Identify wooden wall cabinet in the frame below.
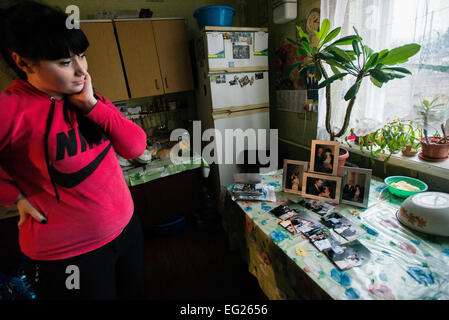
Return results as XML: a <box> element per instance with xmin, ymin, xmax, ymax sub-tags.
<box><xmin>82</xmin><ymin>18</ymin><xmax>194</xmax><ymax>101</ymax></box>
<box><xmin>115</xmin><ymin>18</ymin><xmax>194</xmax><ymax>99</ymax></box>
<box><xmin>151</xmin><ymin>19</ymin><xmax>194</xmax><ymax>94</ymax></box>
<box><xmin>80</xmin><ymin>21</ymin><xmax>129</xmax><ymax>102</ymax></box>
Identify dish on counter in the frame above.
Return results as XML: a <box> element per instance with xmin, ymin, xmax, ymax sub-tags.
<box><xmin>384</xmin><ymin>176</ymin><xmax>428</xmax><ymax>198</ymax></box>
<box><xmin>397</xmin><ymin>192</ymin><xmax>449</xmax><ymax>236</ymax></box>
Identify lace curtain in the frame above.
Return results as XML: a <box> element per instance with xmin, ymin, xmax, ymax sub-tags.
<box><xmin>317</xmin><ymin>0</ymin><xmax>449</xmax><ymax>140</ymax></box>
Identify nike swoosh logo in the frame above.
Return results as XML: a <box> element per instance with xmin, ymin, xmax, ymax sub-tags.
<box><xmin>50</xmin><ymin>142</ymin><xmax>112</xmax><ymax>188</ymax></box>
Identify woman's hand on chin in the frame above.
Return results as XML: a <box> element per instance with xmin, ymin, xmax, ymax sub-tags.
<box><xmin>67</xmin><ymin>73</ymin><xmax>98</xmax><ymax>114</ymax></box>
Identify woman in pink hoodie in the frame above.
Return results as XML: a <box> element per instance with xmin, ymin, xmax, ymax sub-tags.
<box><xmin>0</xmin><ymin>2</ymin><xmax>147</xmax><ymax>299</ymax></box>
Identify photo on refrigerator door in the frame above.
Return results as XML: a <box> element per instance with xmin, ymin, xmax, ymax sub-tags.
<box><xmin>255</xmin><ymin>72</ymin><xmax>264</xmax><ymax>80</ymax></box>
<box><xmin>239</xmin><ymin>75</ymin><xmax>250</xmax><ymax>87</ymax></box>
<box><xmin>233</xmin><ymin>44</ymin><xmax>250</xmax><ymax>59</ymax></box>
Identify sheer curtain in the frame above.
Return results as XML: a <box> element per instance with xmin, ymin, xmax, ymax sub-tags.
<box><xmin>317</xmin><ymin>0</ymin><xmax>449</xmax><ymax>140</ymax></box>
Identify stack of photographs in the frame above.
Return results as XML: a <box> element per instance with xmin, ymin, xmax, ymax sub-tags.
<box><xmin>231</xmin><ymin>184</ymin><xmax>276</xmax><ymax>202</ymax></box>
<box><xmin>321</xmin><ymin>212</ymin><xmax>366</xmax><ymax>241</ymax></box>
<box><xmin>232</xmin><ymin>183</ymin><xmax>264</xmax><ymax>197</ymax></box>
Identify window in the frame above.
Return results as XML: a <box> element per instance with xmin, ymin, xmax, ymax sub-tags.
<box><xmin>317</xmin><ymin>0</ymin><xmax>449</xmax><ymax>140</ymax></box>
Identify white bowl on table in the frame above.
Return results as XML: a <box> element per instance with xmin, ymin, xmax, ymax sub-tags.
<box><xmin>397</xmin><ymin>192</ymin><xmax>449</xmax><ymax>236</ymax></box>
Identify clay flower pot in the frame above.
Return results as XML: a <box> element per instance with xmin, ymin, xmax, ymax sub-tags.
<box><xmin>419</xmin><ymin>137</ymin><xmax>449</xmax><ymax>162</ymax></box>
<box><xmin>337</xmin><ymin>147</ymin><xmax>349</xmax><ymax>175</ymax></box>
<box><xmin>401</xmin><ymin>144</ymin><xmax>419</xmax><ymax>157</ymax></box>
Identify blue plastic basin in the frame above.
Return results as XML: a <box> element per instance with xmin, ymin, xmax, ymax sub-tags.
<box><xmin>193</xmin><ymin>5</ymin><xmax>236</xmax><ymax>30</ymax></box>
<box><xmin>150</xmin><ymin>215</ymin><xmax>186</xmax><ymax>236</ymax></box>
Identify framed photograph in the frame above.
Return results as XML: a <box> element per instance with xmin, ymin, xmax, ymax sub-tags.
<box><xmin>282</xmin><ymin>160</ymin><xmax>309</xmax><ymax>195</ymax></box>
<box><xmin>340</xmin><ymin>166</ymin><xmax>372</xmax><ymax>208</ymax></box>
<box><xmin>309</xmin><ymin>140</ymin><xmax>340</xmax><ymax>176</ymax></box>
<box><xmin>302</xmin><ymin>172</ymin><xmax>342</xmax><ymax>204</ymax></box>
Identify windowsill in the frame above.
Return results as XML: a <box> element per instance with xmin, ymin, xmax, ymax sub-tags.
<box><xmin>344</xmin><ymin>143</ymin><xmax>449</xmax><ymax>177</ymax></box>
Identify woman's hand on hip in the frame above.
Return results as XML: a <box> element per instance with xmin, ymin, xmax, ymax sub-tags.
<box><xmin>16</xmin><ymin>194</ymin><xmax>47</xmax><ymax>228</ymax></box>
<box><xmin>67</xmin><ymin>72</ymin><xmax>98</xmax><ymax>114</ymax></box>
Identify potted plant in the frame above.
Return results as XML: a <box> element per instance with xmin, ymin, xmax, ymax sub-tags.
<box><xmin>414</xmin><ymin>96</ymin><xmax>449</xmax><ymax>161</ymax></box>
<box><xmin>346</xmin><ymin>119</ymin><xmax>421</xmax><ymax>162</ymax></box>
<box><xmin>284</xmin><ymin>19</ymin><xmax>421</xmax><ymax>167</ymax></box>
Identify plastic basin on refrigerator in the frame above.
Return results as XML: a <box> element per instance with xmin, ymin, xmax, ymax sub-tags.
<box><xmin>194</xmin><ymin>5</ymin><xmax>236</xmax><ymax>30</ymax></box>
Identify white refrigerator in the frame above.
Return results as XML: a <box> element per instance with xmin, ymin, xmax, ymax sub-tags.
<box><xmin>195</xmin><ymin>27</ymin><xmax>271</xmax><ymax>194</ymax></box>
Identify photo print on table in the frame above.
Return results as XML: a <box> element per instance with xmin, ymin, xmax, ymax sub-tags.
<box><xmin>340</xmin><ymin>166</ymin><xmax>372</xmax><ymax>208</ymax></box>
<box><xmin>279</xmin><ymin>213</ymin><xmax>318</xmax><ymax>235</ymax></box>
<box><xmin>298</xmin><ymin>199</ymin><xmax>336</xmax><ymax>216</ymax></box>
<box><xmin>321</xmin><ymin>212</ymin><xmax>366</xmax><ymax>241</ymax></box>
<box><xmin>323</xmin><ymin>239</ymin><xmax>372</xmax><ymax>271</ymax></box>
<box><xmin>283</xmin><ymin>160</ymin><xmax>309</xmax><ymax>196</ymax></box>
<box><xmin>302</xmin><ymin>172</ymin><xmax>342</xmax><ymax>204</ymax></box>
<box><xmin>309</xmin><ymin>140</ymin><xmax>340</xmax><ymax>176</ymax></box>
<box><xmin>304</xmin><ymin>226</ymin><xmax>341</xmax><ymax>252</ymax></box>
<box><xmin>270</xmin><ymin>204</ymin><xmax>298</xmax><ymax>221</ymax></box>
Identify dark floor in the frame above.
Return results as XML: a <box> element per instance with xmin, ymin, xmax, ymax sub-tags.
<box><xmin>0</xmin><ymin>210</ymin><xmax>267</xmax><ymax>300</ymax></box>
<box><xmin>142</xmin><ymin>212</ymin><xmax>267</xmax><ymax>300</ymax></box>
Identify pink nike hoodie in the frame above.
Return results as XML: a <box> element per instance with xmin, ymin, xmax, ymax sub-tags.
<box><xmin>0</xmin><ymin>79</ymin><xmax>147</xmax><ymax>260</ymax></box>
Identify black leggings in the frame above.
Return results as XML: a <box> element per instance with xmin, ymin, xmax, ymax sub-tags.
<box><xmin>23</xmin><ymin>213</ymin><xmax>144</xmax><ymax>300</ymax></box>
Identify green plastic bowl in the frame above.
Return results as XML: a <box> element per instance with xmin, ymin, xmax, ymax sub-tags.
<box><xmin>384</xmin><ymin>176</ymin><xmax>428</xmax><ymax>198</ymax></box>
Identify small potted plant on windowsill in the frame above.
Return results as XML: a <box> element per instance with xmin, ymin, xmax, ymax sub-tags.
<box><xmin>346</xmin><ymin>119</ymin><xmax>421</xmax><ymax>162</ymax></box>
<box><xmin>414</xmin><ymin>96</ymin><xmax>449</xmax><ymax>162</ymax></box>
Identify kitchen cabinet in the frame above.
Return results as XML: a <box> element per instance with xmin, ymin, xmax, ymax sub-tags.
<box><xmin>80</xmin><ymin>21</ymin><xmax>129</xmax><ymax>102</ymax></box>
<box><xmin>151</xmin><ymin>19</ymin><xmax>194</xmax><ymax>94</ymax></box>
<box><xmin>115</xmin><ymin>18</ymin><xmax>194</xmax><ymax>98</ymax></box>
<box><xmin>114</xmin><ymin>20</ymin><xmax>164</xmax><ymax>98</ymax></box>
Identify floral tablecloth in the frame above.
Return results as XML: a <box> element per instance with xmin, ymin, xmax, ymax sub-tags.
<box><xmin>123</xmin><ymin>154</ymin><xmax>208</xmax><ymax>187</ymax></box>
<box><xmin>222</xmin><ymin>169</ymin><xmax>449</xmax><ymax>300</ymax></box>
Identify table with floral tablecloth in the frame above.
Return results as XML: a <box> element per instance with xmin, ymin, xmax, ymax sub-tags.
<box><xmin>222</xmin><ymin>169</ymin><xmax>449</xmax><ymax>300</ymax></box>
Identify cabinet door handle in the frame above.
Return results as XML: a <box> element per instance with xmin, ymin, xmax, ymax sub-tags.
<box><xmin>165</xmin><ymin>77</ymin><xmax>169</xmax><ymax>88</ymax></box>
<box><xmin>155</xmin><ymin>79</ymin><xmax>160</xmax><ymax>90</ymax></box>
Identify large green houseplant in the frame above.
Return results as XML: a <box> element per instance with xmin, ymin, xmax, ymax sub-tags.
<box><xmin>284</xmin><ymin>19</ymin><xmax>421</xmax><ymax>141</ymax></box>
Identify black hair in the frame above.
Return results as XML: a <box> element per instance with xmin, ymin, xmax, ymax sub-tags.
<box><xmin>0</xmin><ymin>1</ymin><xmax>89</xmax><ymax>80</ymax></box>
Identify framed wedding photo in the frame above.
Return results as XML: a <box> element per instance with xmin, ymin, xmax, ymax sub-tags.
<box><xmin>302</xmin><ymin>172</ymin><xmax>342</xmax><ymax>204</ymax></box>
<box><xmin>283</xmin><ymin>160</ymin><xmax>309</xmax><ymax>195</ymax></box>
<box><xmin>310</xmin><ymin>140</ymin><xmax>340</xmax><ymax>176</ymax></box>
<box><xmin>340</xmin><ymin>166</ymin><xmax>372</xmax><ymax>208</ymax></box>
